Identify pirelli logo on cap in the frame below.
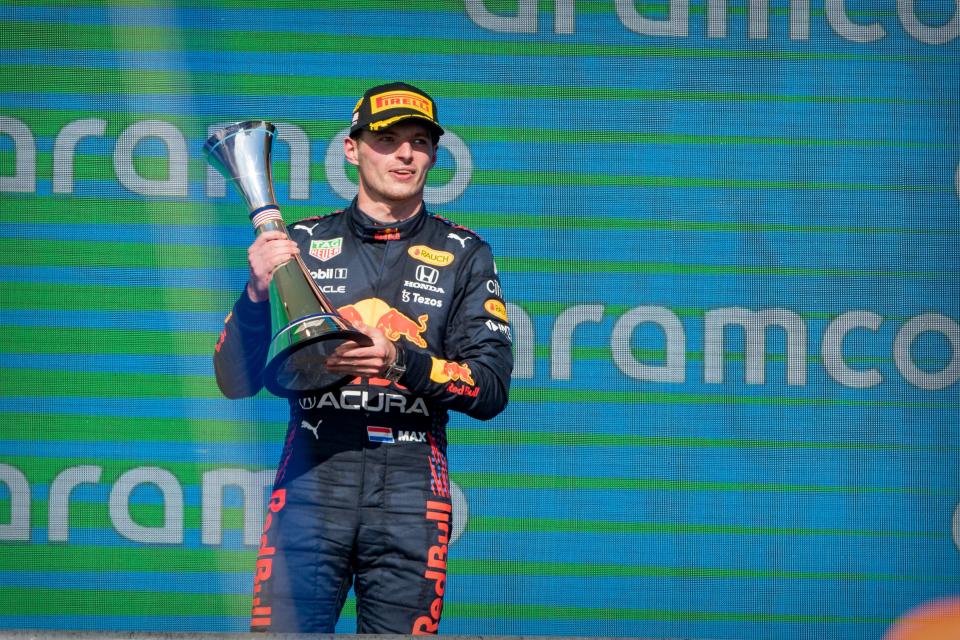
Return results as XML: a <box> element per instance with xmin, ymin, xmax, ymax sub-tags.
<box><xmin>371</xmin><ymin>90</ymin><xmax>434</xmax><ymax>118</ymax></box>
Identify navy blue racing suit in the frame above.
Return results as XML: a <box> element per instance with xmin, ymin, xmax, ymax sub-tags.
<box><xmin>213</xmin><ymin>199</ymin><xmax>513</xmax><ymax>634</ymax></box>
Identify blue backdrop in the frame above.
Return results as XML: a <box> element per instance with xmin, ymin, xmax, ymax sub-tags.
<box><xmin>0</xmin><ymin>1</ymin><xmax>958</xmax><ymax>637</ymax></box>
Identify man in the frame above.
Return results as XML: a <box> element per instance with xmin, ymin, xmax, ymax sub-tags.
<box><xmin>213</xmin><ymin>82</ymin><xmax>513</xmax><ymax>634</ymax></box>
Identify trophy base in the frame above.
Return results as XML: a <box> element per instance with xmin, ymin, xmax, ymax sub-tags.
<box><xmin>263</xmin><ymin>313</ymin><xmax>373</xmax><ymax>397</ymax></box>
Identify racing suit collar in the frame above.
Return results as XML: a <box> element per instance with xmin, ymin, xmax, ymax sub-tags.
<box><xmin>347</xmin><ymin>198</ymin><xmax>427</xmax><ymax>242</ymax></box>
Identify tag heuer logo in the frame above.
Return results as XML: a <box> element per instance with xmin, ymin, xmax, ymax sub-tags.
<box><xmin>310</xmin><ymin>238</ymin><xmax>343</xmax><ymax>262</ymax></box>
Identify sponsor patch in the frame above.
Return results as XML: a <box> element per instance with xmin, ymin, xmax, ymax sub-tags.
<box><xmin>403</xmin><ymin>289</ymin><xmax>443</xmax><ymax>308</ymax></box>
<box><xmin>367</xmin><ymin>425</ymin><xmax>395</xmax><ymax>444</ymax></box>
<box><xmin>429</xmin><ymin>358</ymin><xmax>475</xmax><ymax>386</ymax></box>
<box><xmin>484</xmin><ymin>299</ymin><xmax>509</xmax><ymax>322</ymax></box>
<box><xmin>416</xmin><ymin>264</ymin><xmax>440</xmax><ymax>285</ymax></box>
<box><xmin>485</xmin><ymin>319</ymin><xmax>513</xmax><ymax>341</ymax></box>
<box><xmin>409</xmin><ymin>245</ymin><xmax>454</xmax><ymax>267</ymax></box>
<box><xmin>371</xmin><ymin>90</ymin><xmax>434</xmax><ymax>118</ymax></box>
<box><xmin>311</xmin><ymin>267</ymin><xmax>348</xmax><ymax>280</ymax></box>
<box><xmin>374</xmin><ymin>227</ymin><xmax>401</xmax><ymax>241</ymax></box>
<box><xmin>299</xmin><ymin>390</ymin><xmax>429</xmax><ymax>416</ymax></box>
<box><xmin>339</xmin><ymin>298</ymin><xmax>429</xmax><ymax>348</ymax></box>
<box><xmin>310</xmin><ymin>237</ymin><xmax>343</xmax><ymax>262</ymax></box>
<box><xmin>251</xmin><ymin>488</ymin><xmax>287</xmax><ymax>629</ymax></box>
<box><xmin>406</xmin><ymin>265</ymin><xmax>445</xmax><ymax>295</ymax></box>
<box><xmin>411</xmin><ymin>498</ymin><xmax>451</xmax><ymax>635</ymax></box>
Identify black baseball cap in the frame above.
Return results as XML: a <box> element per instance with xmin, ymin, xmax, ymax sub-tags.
<box><xmin>350</xmin><ymin>82</ymin><xmax>444</xmax><ymax>142</ymax></box>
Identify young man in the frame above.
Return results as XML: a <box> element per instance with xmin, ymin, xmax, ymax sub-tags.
<box><xmin>213</xmin><ymin>82</ymin><xmax>513</xmax><ymax>634</ymax></box>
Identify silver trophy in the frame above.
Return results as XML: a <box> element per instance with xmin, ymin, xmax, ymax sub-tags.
<box><xmin>205</xmin><ymin>120</ymin><xmax>370</xmax><ymax>397</ymax></box>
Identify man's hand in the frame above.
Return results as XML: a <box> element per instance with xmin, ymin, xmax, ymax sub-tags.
<box><xmin>326</xmin><ymin>322</ymin><xmax>397</xmax><ymax>378</ymax></box>
<box><xmin>246</xmin><ymin>230</ymin><xmax>300</xmax><ymax>302</ymax></box>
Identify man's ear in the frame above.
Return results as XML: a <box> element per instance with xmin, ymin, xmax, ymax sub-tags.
<box><xmin>344</xmin><ymin>134</ymin><xmax>360</xmax><ymax>166</ymax></box>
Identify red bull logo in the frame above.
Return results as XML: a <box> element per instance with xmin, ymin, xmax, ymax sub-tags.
<box><xmin>338</xmin><ymin>304</ymin><xmax>364</xmax><ymax>327</ymax></box>
<box><xmin>430</xmin><ymin>357</ymin><xmax>475</xmax><ymax>386</ymax></box>
<box><xmin>251</xmin><ymin>488</ymin><xmax>287</xmax><ymax>629</ymax></box>
<box><xmin>339</xmin><ymin>298</ymin><xmax>429</xmax><ymax>349</ymax></box>
<box><xmin>378</xmin><ymin>308</ymin><xmax>429</xmax><ymax>348</ymax></box>
<box><xmin>411</xmin><ymin>499</ymin><xmax>451</xmax><ymax>635</ymax></box>
<box><xmin>374</xmin><ymin>227</ymin><xmax>401</xmax><ymax>241</ymax></box>
<box><xmin>429</xmin><ymin>357</ymin><xmax>479</xmax><ymax>398</ymax></box>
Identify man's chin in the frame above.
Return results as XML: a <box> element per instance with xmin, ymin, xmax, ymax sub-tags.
<box><xmin>383</xmin><ymin>187</ymin><xmax>425</xmax><ymax>203</ymax></box>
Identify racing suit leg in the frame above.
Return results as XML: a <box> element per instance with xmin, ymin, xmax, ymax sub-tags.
<box><xmin>250</xmin><ymin>413</ymin><xmax>451</xmax><ymax>634</ymax></box>
<box><xmin>353</xmin><ymin>430</ymin><xmax>452</xmax><ymax>634</ymax></box>
<box><xmin>250</xmin><ymin>422</ymin><xmax>361</xmax><ymax>633</ymax></box>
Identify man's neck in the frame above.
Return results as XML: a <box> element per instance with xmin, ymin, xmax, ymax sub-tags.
<box><xmin>356</xmin><ymin>194</ymin><xmax>423</xmax><ymax>224</ymax></box>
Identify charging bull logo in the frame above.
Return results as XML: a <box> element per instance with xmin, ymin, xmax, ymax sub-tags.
<box><xmin>339</xmin><ymin>298</ymin><xmax>429</xmax><ymax>349</ymax></box>
<box><xmin>429</xmin><ymin>357</ymin><xmax>479</xmax><ymax>397</ymax></box>
<box><xmin>430</xmin><ymin>358</ymin><xmax>475</xmax><ymax>386</ymax></box>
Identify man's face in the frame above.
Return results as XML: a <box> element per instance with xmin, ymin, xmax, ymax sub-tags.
<box><xmin>345</xmin><ymin>121</ymin><xmax>437</xmax><ymax>209</ymax></box>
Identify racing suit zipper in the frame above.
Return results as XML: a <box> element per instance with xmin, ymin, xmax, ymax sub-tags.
<box><xmin>372</xmin><ymin>237</ymin><xmax>398</xmax><ymax>507</ymax></box>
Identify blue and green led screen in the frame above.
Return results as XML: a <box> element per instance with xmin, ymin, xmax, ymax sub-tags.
<box><xmin>1</xmin><ymin>1</ymin><xmax>959</xmax><ymax>637</ymax></box>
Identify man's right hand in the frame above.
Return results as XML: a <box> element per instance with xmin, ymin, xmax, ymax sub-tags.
<box><xmin>246</xmin><ymin>230</ymin><xmax>299</xmax><ymax>302</ymax></box>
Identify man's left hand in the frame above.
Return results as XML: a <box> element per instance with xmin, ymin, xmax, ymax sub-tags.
<box><xmin>325</xmin><ymin>322</ymin><xmax>397</xmax><ymax>378</ymax></box>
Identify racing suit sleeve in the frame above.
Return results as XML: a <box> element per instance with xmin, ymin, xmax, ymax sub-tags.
<box><xmin>213</xmin><ymin>288</ymin><xmax>272</xmax><ymax>399</ymax></box>
<box><xmin>400</xmin><ymin>241</ymin><xmax>513</xmax><ymax>421</ymax></box>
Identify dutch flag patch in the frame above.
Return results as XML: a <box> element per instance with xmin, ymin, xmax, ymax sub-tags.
<box><xmin>367</xmin><ymin>426</ymin><xmax>395</xmax><ymax>444</ymax></box>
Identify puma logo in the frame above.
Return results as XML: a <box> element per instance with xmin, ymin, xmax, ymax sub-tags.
<box><xmin>300</xmin><ymin>419</ymin><xmax>322</xmax><ymax>439</ymax></box>
<box><xmin>294</xmin><ymin>223</ymin><xmax>320</xmax><ymax>236</ymax></box>
<box><xmin>448</xmin><ymin>232</ymin><xmax>470</xmax><ymax>248</ymax></box>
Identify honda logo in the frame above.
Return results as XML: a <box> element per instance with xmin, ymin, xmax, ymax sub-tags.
<box><xmin>416</xmin><ymin>264</ymin><xmax>439</xmax><ymax>285</ymax></box>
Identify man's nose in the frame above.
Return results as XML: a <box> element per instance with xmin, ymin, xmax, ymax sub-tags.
<box><xmin>395</xmin><ymin>140</ymin><xmax>414</xmax><ymax>159</ymax></box>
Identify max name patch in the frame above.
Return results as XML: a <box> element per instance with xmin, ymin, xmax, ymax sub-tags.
<box><xmin>366</xmin><ymin>426</ymin><xmax>427</xmax><ymax>444</ymax></box>
<box><xmin>371</xmin><ymin>90</ymin><xmax>434</xmax><ymax>118</ymax></box>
